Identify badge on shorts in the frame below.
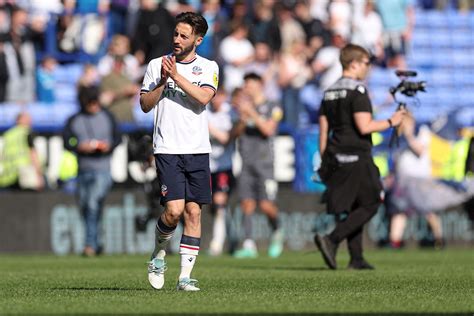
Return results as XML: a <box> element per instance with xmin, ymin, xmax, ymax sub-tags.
<box><xmin>161</xmin><ymin>184</ymin><xmax>168</xmax><ymax>197</ymax></box>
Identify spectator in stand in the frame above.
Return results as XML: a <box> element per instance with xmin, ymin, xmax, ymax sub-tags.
<box><xmin>36</xmin><ymin>55</ymin><xmax>57</xmax><ymax>104</ymax></box>
<box><xmin>100</xmin><ymin>55</ymin><xmax>140</xmax><ymax>123</ymax></box>
<box><xmin>0</xmin><ymin>111</ymin><xmax>44</xmax><ymax>191</ymax></box>
<box><xmin>218</xmin><ymin>0</ymin><xmax>250</xmax><ymax>40</ymax></box>
<box><xmin>351</xmin><ymin>0</ymin><xmax>384</xmax><ymax>65</ymax></box>
<box><xmin>218</xmin><ymin>21</ymin><xmax>254</xmax><ymax>93</ymax></box>
<box><xmin>197</xmin><ymin>0</ymin><xmax>226</xmax><ymax>60</ymax></box>
<box><xmin>248</xmin><ymin>0</ymin><xmax>281</xmax><ymax>53</ymax></box>
<box><xmin>63</xmin><ymin>86</ymin><xmax>121</xmax><ymax>257</ymax></box>
<box><xmin>244</xmin><ymin>41</ymin><xmax>281</xmax><ymax>104</ymax></box>
<box><xmin>276</xmin><ymin>1</ymin><xmax>306</xmax><ymax>54</ymax></box>
<box><xmin>132</xmin><ymin>0</ymin><xmax>175</xmax><ymax>66</ymax></box>
<box><xmin>59</xmin><ymin>0</ymin><xmax>109</xmax><ymax>56</ymax></box>
<box><xmin>77</xmin><ymin>63</ymin><xmax>100</xmax><ymax>90</ymax></box>
<box><xmin>98</xmin><ymin>34</ymin><xmax>142</xmax><ymax>82</ymax></box>
<box><xmin>311</xmin><ymin>33</ymin><xmax>345</xmax><ymax>91</ymax></box>
<box><xmin>0</xmin><ymin>42</ymin><xmax>7</xmax><ymax>102</ymax></box>
<box><xmin>375</xmin><ymin>0</ymin><xmax>415</xmax><ymax>69</ymax></box>
<box><xmin>109</xmin><ymin>0</ymin><xmax>131</xmax><ymax>35</ymax></box>
<box><xmin>0</xmin><ymin>2</ymin><xmax>12</xmax><ymax>102</ymax></box>
<box><xmin>327</xmin><ymin>0</ymin><xmax>353</xmax><ymax>41</ymax></box>
<box><xmin>294</xmin><ymin>0</ymin><xmax>331</xmax><ymax>58</ymax></box>
<box><xmin>278</xmin><ymin>37</ymin><xmax>312</xmax><ymax>129</ymax></box>
<box><xmin>4</xmin><ymin>6</ymin><xmax>37</xmax><ymax>103</ymax></box>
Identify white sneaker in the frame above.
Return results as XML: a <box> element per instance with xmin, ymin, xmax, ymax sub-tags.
<box><xmin>148</xmin><ymin>250</ymin><xmax>167</xmax><ymax>290</ymax></box>
<box><xmin>176</xmin><ymin>278</ymin><xmax>200</xmax><ymax>291</ymax></box>
<box><xmin>208</xmin><ymin>239</ymin><xmax>223</xmax><ymax>256</ymax></box>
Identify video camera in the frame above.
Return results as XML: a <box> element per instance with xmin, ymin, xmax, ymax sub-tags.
<box><xmin>388</xmin><ymin>70</ymin><xmax>427</xmax><ymax>148</ymax></box>
<box><xmin>389</xmin><ymin>70</ymin><xmax>427</xmax><ymax>97</ymax></box>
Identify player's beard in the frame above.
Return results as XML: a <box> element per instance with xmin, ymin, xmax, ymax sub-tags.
<box><xmin>174</xmin><ymin>42</ymin><xmax>195</xmax><ymax>60</ymax></box>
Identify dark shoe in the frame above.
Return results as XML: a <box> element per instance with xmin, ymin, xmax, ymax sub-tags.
<box><xmin>314</xmin><ymin>234</ymin><xmax>337</xmax><ymax>269</ymax></box>
<box><xmin>348</xmin><ymin>260</ymin><xmax>374</xmax><ymax>270</ymax></box>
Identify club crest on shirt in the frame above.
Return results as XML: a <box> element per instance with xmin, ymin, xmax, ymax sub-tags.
<box><xmin>192</xmin><ymin>66</ymin><xmax>202</xmax><ymax>75</ymax></box>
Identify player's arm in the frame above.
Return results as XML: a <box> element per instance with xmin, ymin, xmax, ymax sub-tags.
<box><xmin>209</xmin><ymin>124</ymin><xmax>230</xmax><ymax>145</ymax></box>
<box><xmin>162</xmin><ymin>56</ymin><xmax>215</xmax><ymax>106</ymax></box>
<box><xmin>140</xmin><ymin>79</ymin><xmax>167</xmax><ymax>113</ymax></box>
<box><xmin>319</xmin><ymin>114</ymin><xmax>328</xmax><ymax>155</ymax></box>
<box><xmin>140</xmin><ymin>58</ymin><xmax>168</xmax><ymax>113</ymax></box>
<box><xmin>250</xmin><ymin>111</ymin><xmax>278</xmax><ymax>137</ymax></box>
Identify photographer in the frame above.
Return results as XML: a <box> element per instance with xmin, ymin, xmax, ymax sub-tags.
<box><xmin>314</xmin><ymin>44</ymin><xmax>406</xmax><ymax>270</ymax></box>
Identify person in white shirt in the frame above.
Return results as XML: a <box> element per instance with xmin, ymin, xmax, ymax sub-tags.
<box><xmin>140</xmin><ymin>11</ymin><xmax>219</xmax><ymax>292</ymax></box>
<box><xmin>218</xmin><ymin>22</ymin><xmax>254</xmax><ymax>93</ymax></box>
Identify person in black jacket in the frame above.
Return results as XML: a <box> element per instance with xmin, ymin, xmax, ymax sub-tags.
<box><xmin>63</xmin><ymin>86</ymin><xmax>121</xmax><ymax>257</ymax></box>
<box><xmin>314</xmin><ymin>44</ymin><xmax>405</xmax><ymax>270</ymax></box>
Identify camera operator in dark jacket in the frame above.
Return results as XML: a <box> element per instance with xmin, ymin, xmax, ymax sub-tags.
<box><xmin>314</xmin><ymin>44</ymin><xmax>406</xmax><ymax>270</ymax></box>
<box><xmin>63</xmin><ymin>86</ymin><xmax>121</xmax><ymax>256</ymax></box>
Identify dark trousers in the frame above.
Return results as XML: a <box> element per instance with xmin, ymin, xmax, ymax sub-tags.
<box><xmin>329</xmin><ymin>201</ymin><xmax>380</xmax><ymax>261</ymax></box>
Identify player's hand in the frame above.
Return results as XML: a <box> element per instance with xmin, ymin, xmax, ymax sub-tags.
<box><xmin>162</xmin><ymin>55</ymin><xmax>177</xmax><ymax>79</ymax></box>
<box><xmin>160</xmin><ymin>57</ymin><xmax>169</xmax><ymax>84</ymax></box>
<box><xmin>390</xmin><ymin>108</ymin><xmax>407</xmax><ymax>127</ymax></box>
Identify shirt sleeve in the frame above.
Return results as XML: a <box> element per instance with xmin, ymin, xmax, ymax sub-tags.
<box><xmin>351</xmin><ymin>85</ymin><xmax>372</xmax><ymax>113</ymax></box>
<box><xmin>319</xmin><ymin>100</ymin><xmax>327</xmax><ymax>117</ymax></box>
<box><xmin>200</xmin><ymin>61</ymin><xmax>219</xmax><ymax>93</ymax></box>
<box><xmin>141</xmin><ymin>58</ymin><xmax>161</xmax><ymax>93</ymax></box>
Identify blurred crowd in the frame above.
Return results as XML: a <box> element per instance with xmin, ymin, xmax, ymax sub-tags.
<box><xmin>0</xmin><ymin>0</ymin><xmax>423</xmax><ymax>128</ymax></box>
<box><xmin>0</xmin><ymin>0</ymin><xmax>473</xmax><ymax>121</ymax></box>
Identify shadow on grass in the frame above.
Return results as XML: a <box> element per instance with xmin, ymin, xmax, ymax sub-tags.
<box><xmin>50</xmin><ymin>287</ymin><xmax>149</xmax><ymax>291</ymax></box>
<box><xmin>236</xmin><ymin>266</ymin><xmax>328</xmax><ymax>272</ymax></box>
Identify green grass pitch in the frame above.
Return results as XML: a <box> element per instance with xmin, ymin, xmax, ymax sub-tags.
<box><xmin>1</xmin><ymin>249</ymin><xmax>473</xmax><ymax>315</ymax></box>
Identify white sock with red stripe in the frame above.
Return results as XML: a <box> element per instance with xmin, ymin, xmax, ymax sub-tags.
<box><xmin>179</xmin><ymin>235</ymin><xmax>200</xmax><ymax>280</ymax></box>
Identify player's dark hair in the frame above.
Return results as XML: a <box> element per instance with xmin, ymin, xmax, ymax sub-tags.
<box><xmin>243</xmin><ymin>72</ymin><xmax>262</xmax><ymax>82</ymax></box>
<box><xmin>175</xmin><ymin>12</ymin><xmax>208</xmax><ymax>37</ymax></box>
<box><xmin>339</xmin><ymin>44</ymin><xmax>370</xmax><ymax>70</ymax></box>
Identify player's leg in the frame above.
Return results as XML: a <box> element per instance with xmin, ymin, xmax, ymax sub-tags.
<box><xmin>148</xmin><ymin>154</ymin><xmax>186</xmax><ymax>290</ymax></box>
<box><xmin>234</xmin><ymin>166</ymin><xmax>259</xmax><ymax>258</ymax></box>
<box><xmin>257</xmin><ymin>171</ymin><xmax>283</xmax><ymax>258</ymax></box>
<box><xmin>259</xmin><ymin>199</ymin><xmax>283</xmax><ymax>258</ymax></box>
<box><xmin>233</xmin><ymin>198</ymin><xmax>258</xmax><ymax>258</ymax></box>
<box><xmin>177</xmin><ymin>201</ymin><xmax>202</xmax><ymax>291</ymax></box>
<box><xmin>209</xmin><ymin>171</ymin><xmax>232</xmax><ymax>256</ymax></box>
<box><xmin>175</xmin><ymin>154</ymin><xmax>211</xmax><ymax>291</ymax></box>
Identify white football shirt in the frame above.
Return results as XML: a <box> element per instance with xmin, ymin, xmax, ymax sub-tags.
<box><xmin>141</xmin><ymin>54</ymin><xmax>219</xmax><ymax>154</ymax></box>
